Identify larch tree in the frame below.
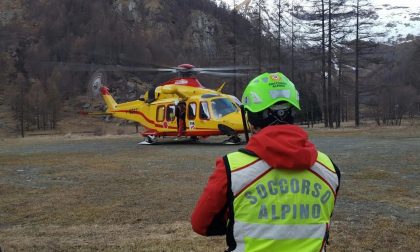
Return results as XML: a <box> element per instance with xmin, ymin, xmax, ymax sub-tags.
<box><xmin>353</xmin><ymin>0</ymin><xmax>377</xmax><ymax>126</ymax></box>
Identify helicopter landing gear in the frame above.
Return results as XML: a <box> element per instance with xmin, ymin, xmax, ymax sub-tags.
<box><xmin>138</xmin><ymin>135</ymin><xmax>156</xmax><ymax>145</ymax></box>
<box><xmin>223</xmin><ymin>135</ymin><xmax>241</xmax><ymax>145</ymax></box>
<box><xmin>218</xmin><ymin>124</ymin><xmax>241</xmax><ymax>145</ymax></box>
<box><xmin>189</xmin><ymin>136</ymin><xmax>199</xmax><ymax>142</ymax></box>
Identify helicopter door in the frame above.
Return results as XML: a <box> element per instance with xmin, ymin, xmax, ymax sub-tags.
<box><xmin>194</xmin><ymin>101</ymin><xmax>211</xmax><ymax>133</ymax></box>
<box><xmin>165</xmin><ymin>104</ymin><xmax>177</xmax><ymax>130</ymax></box>
<box><xmin>166</xmin><ymin>104</ymin><xmax>176</xmax><ymax>121</ymax></box>
<box><xmin>199</xmin><ymin>101</ymin><xmax>210</xmax><ymax>120</ymax></box>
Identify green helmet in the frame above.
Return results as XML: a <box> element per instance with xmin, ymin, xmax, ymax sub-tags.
<box><xmin>242</xmin><ymin>72</ymin><xmax>300</xmax><ymax>112</ymax></box>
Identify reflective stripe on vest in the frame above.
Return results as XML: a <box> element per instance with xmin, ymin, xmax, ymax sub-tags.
<box><xmin>310</xmin><ymin>162</ymin><xmax>339</xmax><ymax>194</ymax></box>
<box><xmin>233</xmin><ymin>221</ymin><xmax>327</xmax><ymax>252</ymax></box>
<box><xmin>231</xmin><ymin>160</ymin><xmax>271</xmax><ymax>196</ymax></box>
<box><xmin>234</xmin><ymin>221</ymin><xmax>327</xmax><ymax>240</ymax></box>
<box><xmin>231</xmin><ymin>159</ymin><xmax>339</xmax><ymax>198</ymax></box>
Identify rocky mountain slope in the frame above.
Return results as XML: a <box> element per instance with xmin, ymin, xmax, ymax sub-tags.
<box><xmin>0</xmin><ymin>0</ymin><xmax>419</xmax><ymax>137</ymax></box>
<box><xmin>0</xmin><ymin>0</ymin><xmax>255</xmax><ymax>137</ymax></box>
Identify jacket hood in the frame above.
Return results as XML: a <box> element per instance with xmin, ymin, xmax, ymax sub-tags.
<box><xmin>245</xmin><ymin>125</ymin><xmax>317</xmax><ymax>169</ymax></box>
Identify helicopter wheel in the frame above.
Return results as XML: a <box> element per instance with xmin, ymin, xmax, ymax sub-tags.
<box><xmin>223</xmin><ymin>135</ymin><xmax>241</xmax><ymax>145</ymax></box>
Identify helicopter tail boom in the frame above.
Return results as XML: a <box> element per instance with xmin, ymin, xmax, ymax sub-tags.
<box><xmin>100</xmin><ymin>87</ymin><xmax>117</xmax><ymax>110</ymax></box>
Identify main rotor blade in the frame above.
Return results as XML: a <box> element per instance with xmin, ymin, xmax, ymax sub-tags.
<box><xmin>199</xmin><ymin>71</ymin><xmax>249</xmax><ymax>77</ymax></box>
<box><xmin>32</xmin><ymin>61</ymin><xmax>176</xmax><ymax>72</ymax></box>
<box><xmin>31</xmin><ymin>61</ymin><xmax>256</xmax><ymax>75</ymax></box>
<box><xmin>123</xmin><ymin>66</ymin><xmax>176</xmax><ymax>72</ymax></box>
<box><xmin>195</xmin><ymin>66</ymin><xmax>256</xmax><ymax>71</ymax></box>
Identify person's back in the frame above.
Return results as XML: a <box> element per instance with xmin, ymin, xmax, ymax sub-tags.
<box><xmin>191</xmin><ymin>72</ymin><xmax>340</xmax><ymax>252</ymax></box>
<box><xmin>226</xmin><ymin>124</ymin><xmax>339</xmax><ymax>251</ymax></box>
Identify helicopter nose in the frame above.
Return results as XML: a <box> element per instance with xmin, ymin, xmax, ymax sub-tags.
<box><xmin>221</xmin><ymin>114</ymin><xmax>245</xmax><ymax>131</ymax></box>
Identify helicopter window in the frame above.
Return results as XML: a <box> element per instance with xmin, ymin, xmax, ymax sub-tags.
<box><xmin>211</xmin><ymin>98</ymin><xmax>238</xmax><ymax>119</ymax></box>
<box><xmin>229</xmin><ymin>95</ymin><xmax>242</xmax><ymax>106</ymax></box>
<box><xmin>188</xmin><ymin>102</ymin><xmax>197</xmax><ymax>120</ymax></box>
<box><xmin>166</xmin><ymin>105</ymin><xmax>176</xmax><ymax>121</ymax></box>
<box><xmin>199</xmin><ymin>102</ymin><xmax>210</xmax><ymax>120</ymax></box>
<box><xmin>157</xmin><ymin>106</ymin><xmax>165</xmax><ymax>122</ymax></box>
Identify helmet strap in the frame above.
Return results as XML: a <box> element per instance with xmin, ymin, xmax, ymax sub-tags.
<box><xmin>247</xmin><ymin>107</ymin><xmax>294</xmax><ymax>130</ymax></box>
<box><xmin>266</xmin><ymin>108</ymin><xmax>294</xmax><ymax>125</ymax></box>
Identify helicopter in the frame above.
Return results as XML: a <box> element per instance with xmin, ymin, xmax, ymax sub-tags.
<box><xmin>86</xmin><ymin>64</ymin><xmax>252</xmax><ymax>144</ymax></box>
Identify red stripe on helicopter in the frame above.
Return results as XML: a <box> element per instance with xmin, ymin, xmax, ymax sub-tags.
<box><xmin>110</xmin><ymin>109</ymin><xmax>240</xmax><ymax>135</ymax></box>
<box><xmin>111</xmin><ymin>109</ymin><xmax>177</xmax><ymax>129</ymax></box>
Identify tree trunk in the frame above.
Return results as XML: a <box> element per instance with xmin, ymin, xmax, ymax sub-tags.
<box><xmin>233</xmin><ymin>0</ymin><xmax>237</xmax><ymax>97</ymax></box>
<box><xmin>355</xmin><ymin>0</ymin><xmax>360</xmax><ymax>127</ymax></box>
<box><xmin>291</xmin><ymin>0</ymin><xmax>295</xmax><ymax>80</ymax></box>
<box><xmin>327</xmin><ymin>0</ymin><xmax>333</xmax><ymax>128</ymax></box>
<box><xmin>278</xmin><ymin>0</ymin><xmax>282</xmax><ymax>69</ymax></box>
<box><xmin>321</xmin><ymin>0</ymin><xmax>328</xmax><ymax>127</ymax></box>
<box><xmin>258</xmin><ymin>0</ymin><xmax>262</xmax><ymax>72</ymax></box>
<box><xmin>337</xmin><ymin>52</ymin><xmax>343</xmax><ymax>128</ymax></box>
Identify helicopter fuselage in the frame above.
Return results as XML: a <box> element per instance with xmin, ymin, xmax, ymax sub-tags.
<box><xmin>100</xmin><ymin>79</ymin><xmax>245</xmax><ymax>138</ymax></box>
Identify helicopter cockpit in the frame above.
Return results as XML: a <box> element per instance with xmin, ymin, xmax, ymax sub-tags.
<box><xmin>197</xmin><ymin>94</ymin><xmax>239</xmax><ymax>120</ymax></box>
<box><xmin>211</xmin><ymin>97</ymin><xmax>238</xmax><ymax>119</ymax></box>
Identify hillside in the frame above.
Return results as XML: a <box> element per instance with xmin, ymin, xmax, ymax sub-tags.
<box><xmin>0</xmin><ymin>0</ymin><xmax>419</xmax><ymax>137</ymax></box>
<box><xmin>0</xmin><ymin>0</ymin><xmax>255</xmax><ymax>137</ymax></box>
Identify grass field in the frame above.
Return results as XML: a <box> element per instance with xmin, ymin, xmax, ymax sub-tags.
<box><xmin>0</xmin><ymin>126</ymin><xmax>419</xmax><ymax>251</ymax></box>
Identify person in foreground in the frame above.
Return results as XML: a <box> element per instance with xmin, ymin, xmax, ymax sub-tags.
<box><xmin>191</xmin><ymin>72</ymin><xmax>341</xmax><ymax>252</ymax></box>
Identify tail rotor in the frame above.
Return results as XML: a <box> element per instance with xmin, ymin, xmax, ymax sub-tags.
<box><xmin>88</xmin><ymin>69</ymin><xmax>107</xmax><ymax>98</ymax></box>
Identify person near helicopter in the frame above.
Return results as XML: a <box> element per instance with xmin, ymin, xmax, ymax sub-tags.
<box><xmin>175</xmin><ymin>100</ymin><xmax>187</xmax><ymax>138</ymax></box>
<box><xmin>191</xmin><ymin>72</ymin><xmax>341</xmax><ymax>251</ymax></box>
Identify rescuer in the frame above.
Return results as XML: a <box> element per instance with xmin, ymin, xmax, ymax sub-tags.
<box><xmin>191</xmin><ymin>72</ymin><xmax>341</xmax><ymax>251</ymax></box>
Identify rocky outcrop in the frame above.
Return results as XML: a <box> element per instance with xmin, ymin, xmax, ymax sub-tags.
<box><xmin>113</xmin><ymin>0</ymin><xmax>140</xmax><ymax>22</ymax></box>
<box><xmin>185</xmin><ymin>10</ymin><xmax>220</xmax><ymax>60</ymax></box>
<box><xmin>0</xmin><ymin>0</ymin><xmax>23</xmax><ymax>25</ymax></box>
<box><xmin>110</xmin><ymin>0</ymin><xmax>231</xmax><ymax>64</ymax></box>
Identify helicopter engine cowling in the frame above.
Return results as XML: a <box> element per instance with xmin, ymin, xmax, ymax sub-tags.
<box><xmin>161</xmin><ymin>85</ymin><xmax>188</xmax><ymax>99</ymax></box>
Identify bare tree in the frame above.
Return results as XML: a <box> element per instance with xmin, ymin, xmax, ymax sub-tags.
<box><xmin>353</xmin><ymin>0</ymin><xmax>377</xmax><ymax>126</ymax></box>
<box><xmin>26</xmin><ymin>80</ymin><xmax>47</xmax><ymax>129</ymax></box>
<box><xmin>233</xmin><ymin>0</ymin><xmax>238</xmax><ymax>96</ymax></box>
<box><xmin>46</xmin><ymin>70</ymin><xmax>62</xmax><ymax>130</ymax></box>
<box><xmin>300</xmin><ymin>0</ymin><xmax>351</xmax><ymax>128</ymax></box>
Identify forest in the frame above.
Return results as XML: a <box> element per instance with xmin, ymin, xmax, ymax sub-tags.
<box><xmin>0</xmin><ymin>0</ymin><xmax>419</xmax><ymax>136</ymax></box>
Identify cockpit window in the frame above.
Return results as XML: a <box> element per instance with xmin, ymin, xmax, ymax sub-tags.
<box><xmin>211</xmin><ymin>98</ymin><xmax>238</xmax><ymax>119</ymax></box>
<box><xmin>229</xmin><ymin>95</ymin><xmax>242</xmax><ymax>106</ymax></box>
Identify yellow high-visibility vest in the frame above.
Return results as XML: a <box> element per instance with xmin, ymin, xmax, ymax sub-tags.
<box><xmin>225</xmin><ymin>150</ymin><xmax>339</xmax><ymax>252</ymax></box>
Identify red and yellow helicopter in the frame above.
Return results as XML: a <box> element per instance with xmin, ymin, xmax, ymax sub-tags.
<box><xmin>87</xmin><ymin>64</ymin><xmax>252</xmax><ymax>144</ymax></box>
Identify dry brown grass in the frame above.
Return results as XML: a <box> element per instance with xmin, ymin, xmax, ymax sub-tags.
<box><xmin>1</xmin><ymin>222</ymin><xmax>225</xmax><ymax>251</ymax></box>
<box><xmin>331</xmin><ymin>217</ymin><xmax>420</xmax><ymax>251</ymax></box>
<box><xmin>1</xmin><ymin>125</ymin><xmax>419</xmax><ymax>251</ymax></box>
<box><xmin>0</xmin><ymin>135</ymin><xmax>229</xmax><ymax>251</ymax></box>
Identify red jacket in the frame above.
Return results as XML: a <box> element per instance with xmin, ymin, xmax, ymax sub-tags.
<box><xmin>191</xmin><ymin>124</ymin><xmax>318</xmax><ymax>236</ymax></box>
